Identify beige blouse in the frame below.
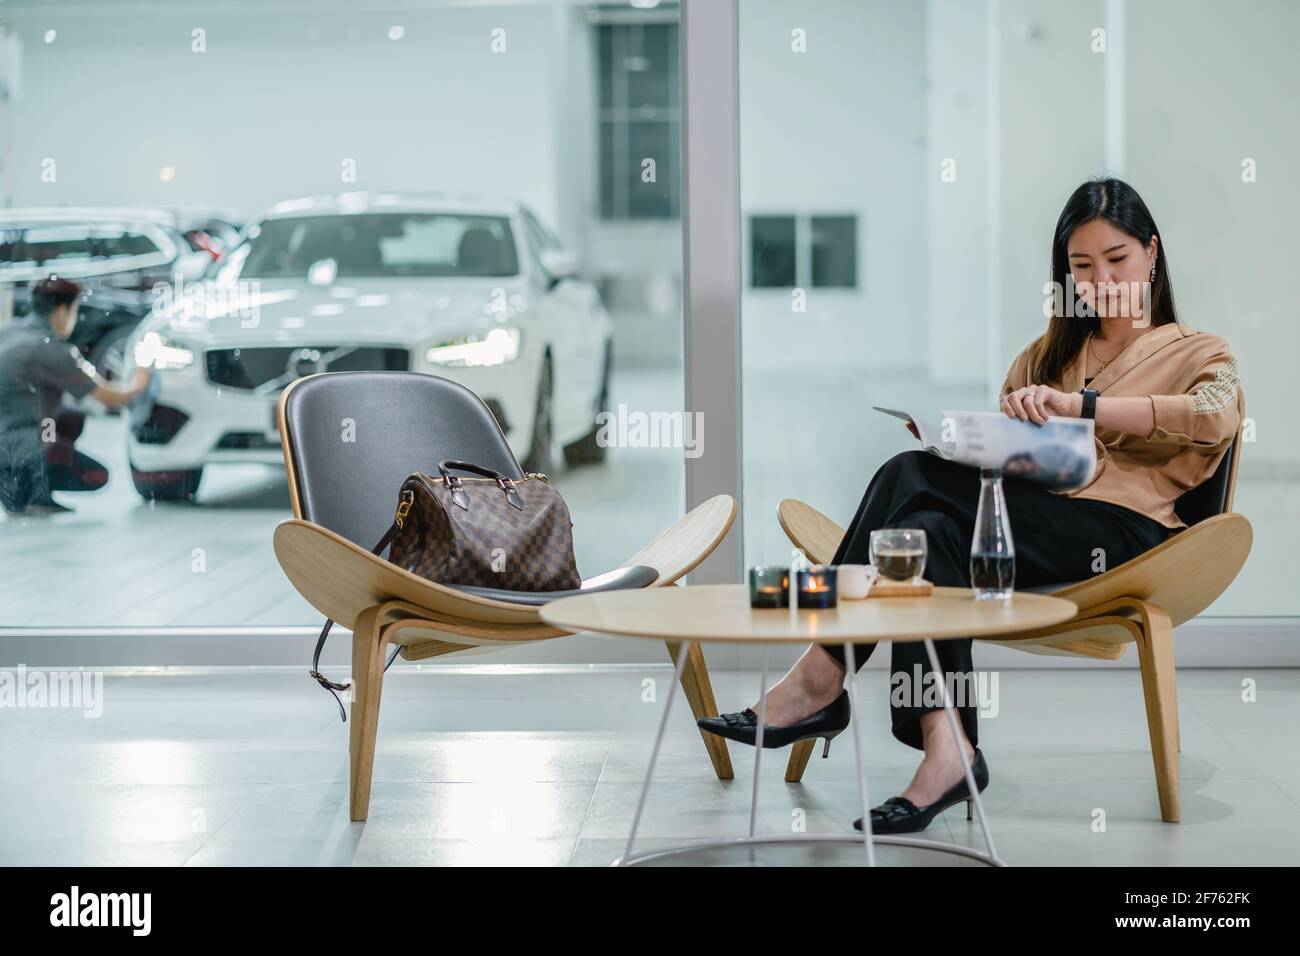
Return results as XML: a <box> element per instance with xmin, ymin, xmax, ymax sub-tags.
<box><xmin>999</xmin><ymin>322</ymin><xmax>1242</xmax><ymax>529</ymax></box>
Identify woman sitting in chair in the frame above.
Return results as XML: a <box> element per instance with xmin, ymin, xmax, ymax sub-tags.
<box><xmin>699</xmin><ymin>178</ymin><xmax>1242</xmax><ymax>834</ymax></box>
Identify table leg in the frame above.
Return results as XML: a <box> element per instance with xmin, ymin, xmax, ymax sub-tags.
<box><xmin>620</xmin><ymin>637</ymin><xmax>693</xmax><ymax>865</ymax></box>
<box><xmin>747</xmin><ymin>646</ymin><xmax>769</xmax><ymax>839</ymax></box>
<box><xmin>615</xmin><ymin>637</ymin><xmax>1001</xmax><ymax>868</ymax></box>
<box><xmin>922</xmin><ymin>637</ymin><xmax>999</xmax><ymax>862</ymax></box>
<box><xmin>843</xmin><ymin>643</ymin><xmax>877</xmax><ymax>867</ymax></box>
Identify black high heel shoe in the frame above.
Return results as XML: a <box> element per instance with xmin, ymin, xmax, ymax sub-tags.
<box><xmin>697</xmin><ymin>690</ymin><xmax>850</xmax><ymax>755</ymax></box>
<box><xmin>853</xmin><ymin>748</ymin><xmax>989</xmax><ymax>835</ymax></box>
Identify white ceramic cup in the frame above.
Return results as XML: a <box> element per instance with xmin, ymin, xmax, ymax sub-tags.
<box><xmin>835</xmin><ymin>563</ymin><xmax>878</xmax><ymax>600</ymax></box>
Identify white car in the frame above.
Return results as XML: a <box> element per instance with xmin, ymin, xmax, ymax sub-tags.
<box><xmin>125</xmin><ymin>193</ymin><xmax>613</xmax><ymax>501</ymax></box>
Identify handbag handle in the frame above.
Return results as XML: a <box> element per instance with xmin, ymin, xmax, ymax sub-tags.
<box><xmin>437</xmin><ymin>459</ymin><xmax>524</xmax><ymax>511</ymax></box>
<box><xmin>438</xmin><ymin>459</ymin><xmax>514</xmax><ymax>483</ymax></box>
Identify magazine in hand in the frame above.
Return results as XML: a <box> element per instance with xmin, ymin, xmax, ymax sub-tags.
<box><xmin>873</xmin><ymin>406</ymin><xmax>1096</xmax><ymax>491</ymax></box>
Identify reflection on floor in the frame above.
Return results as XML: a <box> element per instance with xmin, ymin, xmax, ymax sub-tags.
<box><xmin>0</xmin><ymin>368</ymin><xmax>684</xmax><ymax>628</ymax></box>
<box><xmin>1</xmin><ymin>667</ymin><xmax>1297</xmax><ymax>866</ymax></box>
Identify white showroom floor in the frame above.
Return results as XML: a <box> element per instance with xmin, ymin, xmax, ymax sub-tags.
<box><xmin>0</xmin><ymin>369</ymin><xmax>686</xmax><ymax>630</ymax></box>
<box><xmin>1</xmin><ymin>666</ymin><xmax>1298</xmax><ymax>867</ymax></box>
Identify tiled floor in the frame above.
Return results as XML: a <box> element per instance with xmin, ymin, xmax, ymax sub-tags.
<box><xmin>2</xmin><ymin>666</ymin><xmax>1297</xmax><ymax>866</ymax></box>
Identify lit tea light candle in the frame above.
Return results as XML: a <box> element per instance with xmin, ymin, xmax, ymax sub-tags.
<box><xmin>748</xmin><ymin>566</ymin><xmax>790</xmax><ymax>608</ymax></box>
<box><xmin>796</xmin><ymin>565</ymin><xmax>838</xmax><ymax>609</ymax></box>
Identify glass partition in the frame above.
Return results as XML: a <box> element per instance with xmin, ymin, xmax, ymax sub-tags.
<box><xmin>740</xmin><ymin>0</ymin><xmax>1297</xmax><ymax>614</ymax></box>
<box><xmin>0</xmin><ymin>1</ymin><xmax>684</xmax><ymax>631</ymax></box>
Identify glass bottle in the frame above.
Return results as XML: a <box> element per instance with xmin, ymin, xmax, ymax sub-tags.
<box><xmin>970</xmin><ymin>468</ymin><xmax>1015</xmax><ymax>600</ymax></box>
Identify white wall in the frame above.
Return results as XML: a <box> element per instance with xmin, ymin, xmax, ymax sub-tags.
<box><xmin>925</xmin><ymin>0</ymin><xmax>990</xmax><ymax>387</ymax></box>
<box><xmin>992</xmin><ymin>0</ymin><xmax>1108</xmax><ymax>391</ymax></box>
<box><xmin>6</xmin><ymin>5</ymin><xmax>564</xmax><ymax>226</ymax></box>
<box><xmin>1121</xmin><ymin>0</ymin><xmax>1300</xmax><ymax>615</ymax></box>
<box><xmin>739</xmin><ymin>0</ymin><xmax>928</xmax><ymax>373</ymax></box>
<box><xmin>1125</xmin><ymin>0</ymin><xmax>1300</xmax><ymax>470</ymax></box>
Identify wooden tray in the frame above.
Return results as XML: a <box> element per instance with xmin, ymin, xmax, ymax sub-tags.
<box><xmin>863</xmin><ymin>577</ymin><xmax>933</xmax><ymax>598</ymax></box>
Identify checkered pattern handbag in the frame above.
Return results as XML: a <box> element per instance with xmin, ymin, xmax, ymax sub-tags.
<box><xmin>309</xmin><ymin>459</ymin><xmax>581</xmax><ymax>720</ymax></box>
<box><xmin>387</xmin><ymin>460</ymin><xmax>582</xmax><ymax>592</ymax></box>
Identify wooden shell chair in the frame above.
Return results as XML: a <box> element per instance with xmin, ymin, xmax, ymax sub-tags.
<box><xmin>272</xmin><ymin>371</ymin><xmax>736</xmax><ymax>820</ymax></box>
<box><xmin>776</xmin><ymin>433</ymin><xmax>1251</xmax><ymax>823</ymax></box>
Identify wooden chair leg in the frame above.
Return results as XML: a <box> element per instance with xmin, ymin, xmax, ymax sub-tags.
<box><xmin>1133</xmin><ymin>600</ymin><xmax>1180</xmax><ymax>822</ymax></box>
<box><xmin>785</xmin><ymin>739</ymin><xmax>816</xmax><ymax>783</ymax></box>
<box><xmin>349</xmin><ymin>604</ymin><xmax>389</xmax><ymax>822</ymax></box>
<box><xmin>665</xmin><ymin>641</ymin><xmax>734</xmax><ymax>780</ymax></box>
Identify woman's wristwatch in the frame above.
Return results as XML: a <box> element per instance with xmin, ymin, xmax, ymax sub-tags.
<box><xmin>1079</xmin><ymin>387</ymin><xmax>1099</xmax><ymax>420</ymax></box>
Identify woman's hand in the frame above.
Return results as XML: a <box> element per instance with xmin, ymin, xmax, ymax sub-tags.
<box><xmin>1000</xmin><ymin>384</ymin><xmax>1082</xmax><ymax>425</ymax></box>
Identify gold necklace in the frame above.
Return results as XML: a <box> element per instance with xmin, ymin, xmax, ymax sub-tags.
<box><xmin>1088</xmin><ymin>335</ymin><xmax>1121</xmax><ymax>372</ymax></box>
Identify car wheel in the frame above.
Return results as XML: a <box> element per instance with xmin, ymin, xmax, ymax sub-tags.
<box><xmin>522</xmin><ymin>355</ymin><xmax>555</xmax><ymax>475</ymax></box>
<box><xmin>130</xmin><ymin>464</ymin><xmax>204</xmax><ymax>503</ymax></box>
<box><xmin>90</xmin><ymin>326</ymin><xmax>133</xmax><ymax>381</ymax></box>
<box><xmin>87</xmin><ymin>327</ymin><xmax>133</xmax><ymax>416</ymax></box>
<box><xmin>563</xmin><ymin>339</ymin><xmax>611</xmax><ymax>467</ymax></box>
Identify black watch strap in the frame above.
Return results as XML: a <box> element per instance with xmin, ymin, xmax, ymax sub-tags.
<box><xmin>1080</xmin><ymin>387</ymin><xmax>1099</xmax><ymax>420</ymax></box>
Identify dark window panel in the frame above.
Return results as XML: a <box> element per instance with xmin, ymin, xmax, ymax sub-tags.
<box><xmin>598</xmin><ymin>120</ymin><xmax>619</xmax><ymax>219</ymax></box>
<box><xmin>596</xmin><ymin>21</ymin><xmax>680</xmax><ymax>221</ymax></box>
<box><xmin>811</xmin><ymin>215</ymin><xmax>858</xmax><ymax>288</ymax></box>
<box><xmin>597</xmin><ymin>25</ymin><xmax>616</xmax><ymax>110</ymax></box>
<box><xmin>624</xmin><ymin>24</ymin><xmax>674</xmax><ymax>110</ymax></box>
<box><xmin>627</xmin><ymin>120</ymin><xmax>676</xmax><ymax>219</ymax></box>
<box><xmin>751</xmin><ymin>216</ymin><xmax>797</xmax><ymax>288</ymax></box>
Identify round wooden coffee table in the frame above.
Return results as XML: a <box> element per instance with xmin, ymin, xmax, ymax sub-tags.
<box><xmin>541</xmin><ymin>583</ymin><xmax>1076</xmax><ymax>867</ymax></box>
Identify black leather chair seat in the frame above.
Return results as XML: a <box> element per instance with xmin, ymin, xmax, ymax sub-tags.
<box><xmin>444</xmin><ymin>565</ymin><xmax>659</xmax><ymax>606</ymax></box>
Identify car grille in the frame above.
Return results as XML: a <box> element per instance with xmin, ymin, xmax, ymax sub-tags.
<box><xmin>205</xmin><ymin>346</ymin><xmax>409</xmax><ymax>391</ymax></box>
<box><xmin>132</xmin><ymin>404</ymin><xmax>189</xmax><ymax>445</ymax></box>
<box><xmin>215</xmin><ymin>432</ymin><xmax>281</xmax><ymax>451</ymax></box>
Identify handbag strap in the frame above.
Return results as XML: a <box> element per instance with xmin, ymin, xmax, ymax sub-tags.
<box><xmin>309</xmin><ymin>520</ymin><xmax>405</xmax><ymax>723</ymax></box>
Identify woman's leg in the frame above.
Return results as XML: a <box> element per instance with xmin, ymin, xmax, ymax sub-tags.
<box><xmin>893</xmin><ymin>478</ymin><xmax>1171</xmax><ymax>807</ymax></box>
<box><xmin>825</xmin><ymin>451</ymin><xmax>983</xmax><ymax>671</ymax></box>
<box><xmin>750</xmin><ymin>451</ymin><xmax>978</xmax><ymax>726</ymax></box>
<box><xmin>862</xmin><ymin>506</ymin><xmax>982</xmax><ymax>808</ymax></box>
<box><xmin>882</xmin><ymin>509</ymin><xmax>978</xmax><ymax>752</ymax></box>
<box><xmin>749</xmin><ymin>641</ymin><xmax>873</xmax><ymax>727</ymax></box>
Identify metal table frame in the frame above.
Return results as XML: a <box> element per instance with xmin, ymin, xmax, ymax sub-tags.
<box><xmin>612</xmin><ymin>638</ymin><xmax>1005</xmax><ymax>867</ymax></box>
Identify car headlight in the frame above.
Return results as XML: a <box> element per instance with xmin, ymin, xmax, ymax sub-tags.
<box><xmin>424</xmin><ymin>327</ymin><xmax>521</xmax><ymax>368</ymax></box>
<box><xmin>134</xmin><ymin>330</ymin><xmax>196</xmax><ymax>370</ymax></box>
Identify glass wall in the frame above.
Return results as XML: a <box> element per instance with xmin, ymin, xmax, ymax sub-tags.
<box><xmin>0</xmin><ymin>1</ymin><xmax>684</xmax><ymax>631</ymax></box>
<box><xmin>5</xmin><ymin>0</ymin><xmax>1293</xmax><ymax>636</ymax></box>
<box><xmin>740</xmin><ymin>0</ymin><xmax>1298</xmax><ymax>614</ymax></box>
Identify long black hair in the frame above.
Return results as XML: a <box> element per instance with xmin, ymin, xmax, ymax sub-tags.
<box><xmin>1032</xmin><ymin>178</ymin><xmax>1178</xmax><ymax>383</ymax></box>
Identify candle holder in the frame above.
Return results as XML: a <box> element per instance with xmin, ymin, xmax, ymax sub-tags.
<box><xmin>796</xmin><ymin>565</ymin><xmax>838</xmax><ymax>609</ymax></box>
<box><xmin>748</xmin><ymin>566</ymin><xmax>790</xmax><ymax>608</ymax></box>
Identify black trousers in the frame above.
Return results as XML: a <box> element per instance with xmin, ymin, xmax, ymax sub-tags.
<box><xmin>824</xmin><ymin>451</ymin><xmax>1169</xmax><ymax>751</ymax></box>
